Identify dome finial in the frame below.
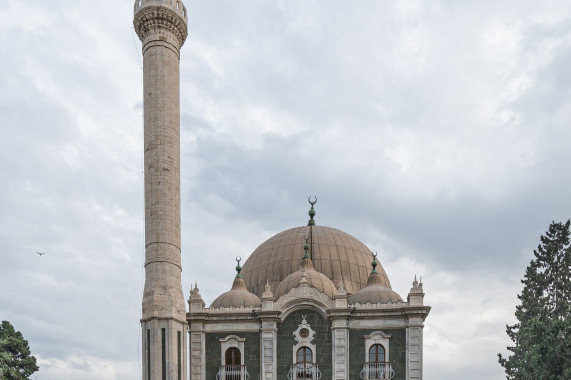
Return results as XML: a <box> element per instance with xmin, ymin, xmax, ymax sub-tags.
<box><xmin>371</xmin><ymin>251</ymin><xmax>379</xmax><ymax>274</ymax></box>
<box><xmin>303</xmin><ymin>235</ymin><xmax>310</xmax><ymax>259</ymax></box>
<box><xmin>235</xmin><ymin>256</ymin><xmax>242</xmax><ymax>278</ymax></box>
<box><xmin>307</xmin><ymin>196</ymin><xmax>317</xmax><ymax>226</ymax></box>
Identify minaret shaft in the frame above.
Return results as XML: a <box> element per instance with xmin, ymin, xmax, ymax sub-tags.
<box><xmin>142</xmin><ymin>29</ymin><xmax>184</xmax><ymax>322</ymax></box>
<box><xmin>134</xmin><ymin>1</ymin><xmax>188</xmax><ymax>379</ymax></box>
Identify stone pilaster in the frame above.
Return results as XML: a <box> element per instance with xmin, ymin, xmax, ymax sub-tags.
<box><xmin>187</xmin><ymin>284</ymin><xmax>206</xmax><ymax>380</ymax></box>
<box><xmin>189</xmin><ymin>329</ymin><xmax>206</xmax><ymax>380</ymax></box>
<box><xmin>134</xmin><ymin>1</ymin><xmax>188</xmax><ymax>379</ymax></box>
<box><xmin>406</xmin><ymin>323</ymin><xmax>423</xmax><ymax>380</ymax></box>
<box><xmin>261</xmin><ymin>321</ymin><xmax>277</xmax><ymax>380</ymax></box>
<box><xmin>406</xmin><ymin>277</ymin><xmax>427</xmax><ymax>380</ymax></box>
<box><xmin>259</xmin><ymin>284</ymin><xmax>278</xmax><ymax>380</ymax></box>
<box><xmin>331</xmin><ymin>283</ymin><xmax>350</xmax><ymax>380</ymax></box>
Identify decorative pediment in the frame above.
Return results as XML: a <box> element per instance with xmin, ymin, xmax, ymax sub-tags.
<box><xmin>219</xmin><ymin>334</ymin><xmax>246</xmax><ymax>344</ymax></box>
<box><xmin>274</xmin><ymin>283</ymin><xmax>335</xmax><ymax>311</ymax></box>
<box><xmin>364</xmin><ymin>331</ymin><xmax>392</xmax><ymax>340</ymax></box>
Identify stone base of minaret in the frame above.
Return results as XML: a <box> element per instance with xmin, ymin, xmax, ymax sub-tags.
<box><xmin>142</xmin><ymin>319</ymin><xmax>187</xmax><ymax>380</ymax></box>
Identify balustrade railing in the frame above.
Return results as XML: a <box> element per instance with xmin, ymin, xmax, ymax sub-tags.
<box><xmin>287</xmin><ymin>362</ymin><xmax>322</xmax><ymax>380</ymax></box>
<box><xmin>359</xmin><ymin>362</ymin><xmax>395</xmax><ymax>379</ymax></box>
<box><xmin>216</xmin><ymin>365</ymin><xmax>250</xmax><ymax>380</ymax></box>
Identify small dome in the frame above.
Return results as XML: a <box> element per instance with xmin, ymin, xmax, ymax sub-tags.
<box><xmin>274</xmin><ymin>257</ymin><xmax>337</xmax><ymax>300</ymax></box>
<box><xmin>348</xmin><ymin>271</ymin><xmax>403</xmax><ymax>304</ymax></box>
<box><xmin>210</xmin><ymin>277</ymin><xmax>262</xmax><ymax>309</ymax></box>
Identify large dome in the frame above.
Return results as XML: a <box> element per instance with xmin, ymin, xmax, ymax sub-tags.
<box><xmin>241</xmin><ymin>225</ymin><xmax>392</xmax><ymax>298</ymax></box>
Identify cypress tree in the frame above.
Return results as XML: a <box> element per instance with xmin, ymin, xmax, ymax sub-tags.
<box><xmin>498</xmin><ymin>220</ymin><xmax>571</xmax><ymax>379</ymax></box>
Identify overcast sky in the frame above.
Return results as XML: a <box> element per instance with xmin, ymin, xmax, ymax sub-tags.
<box><xmin>1</xmin><ymin>0</ymin><xmax>570</xmax><ymax>379</ymax></box>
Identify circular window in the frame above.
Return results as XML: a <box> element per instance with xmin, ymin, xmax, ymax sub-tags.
<box><xmin>299</xmin><ymin>328</ymin><xmax>309</xmax><ymax>338</ymax></box>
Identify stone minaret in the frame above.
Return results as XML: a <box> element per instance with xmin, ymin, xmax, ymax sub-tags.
<box><xmin>133</xmin><ymin>1</ymin><xmax>188</xmax><ymax>379</ymax></box>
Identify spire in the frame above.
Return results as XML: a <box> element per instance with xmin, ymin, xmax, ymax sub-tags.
<box><xmin>300</xmin><ymin>235</ymin><xmax>314</xmax><ymax>270</ymax></box>
<box><xmin>307</xmin><ymin>196</ymin><xmax>317</xmax><ymax>226</ymax></box>
<box><xmin>235</xmin><ymin>256</ymin><xmax>242</xmax><ymax>279</ymax></box>
<box><xmin>262</xmin><ymin>279</ymin><xmax>273</xmax><ymax>299</ymax></box>
<box><xmin>408</xmin><ymin>274</ymin><xmax>425</xmax><ymax>306</ymax></box>
<box><xmin>229</xmin><ymin>256</ymin><xmax>248</xmax><ymax>291</ymax></box>
<box><xmin>303</xmin><ymin>236</ymin><xmax>310</xmax><ymax>259</ymax></box>
<box><xmin>365</xmin><ymin>251</ymin><xmax>384</xmax><ymax>286</ymax></box>
<box><xmin>188</xmin><ymin>280</ymin><xmax>205</xmax><ymax>312</ymax></box>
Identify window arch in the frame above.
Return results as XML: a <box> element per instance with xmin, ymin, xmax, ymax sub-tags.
<box><xmin>369</xmin><ymin>344</ymin><xmax>385</xmax><ymax>363</ymax></box>
<box><xmin>296</xmin><ymin>346</ymin><xmax>313</xmax><ymax>363</ymax></box>
<box><xmin>225</xmin><ymin>347</ymin><xmax>241</xmax><ymax>366</ymax></box>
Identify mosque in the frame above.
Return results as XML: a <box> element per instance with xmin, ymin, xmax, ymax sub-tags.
<box><xmin>133</xmin><ymin>1</ymin><xmax>430</xmax><ymax>380</ymax></box>
<box><xmin>188</xmin><ymin>201</ymin><xmax>430</xmax><ymax>380</ymax></box>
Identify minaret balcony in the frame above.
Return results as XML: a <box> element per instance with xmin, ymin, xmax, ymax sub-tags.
<box><xmin>359</xmin><ymin>362</ymin><xmax>395</xmax><ymax>379</ymax></box>
<box><xmin>216</xmin><ymin>365</ymin><xmax>250</xmax><ymax>380</ymax></box>
<box><xmin>287</xmin><ymin>362</ymin><xmax>322</xmax><ymax>380</ymax></box>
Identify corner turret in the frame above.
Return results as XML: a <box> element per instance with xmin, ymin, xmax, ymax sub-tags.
<box><xmin>407</xmin><ymin>275</ymin><xmax>425</xmax><ymax>306</ymax></box>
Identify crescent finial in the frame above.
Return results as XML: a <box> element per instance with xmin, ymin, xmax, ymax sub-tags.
<box><xmin>308</xmin><ymin>196</ymin><xmax>317</xmax><ymax>207</ymax></box>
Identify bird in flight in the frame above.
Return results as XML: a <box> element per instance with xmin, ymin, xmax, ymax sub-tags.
<box><xmin>36</xmin><ymin>252</ymin><xmax>46</xmax><ymax>256</ymax></box>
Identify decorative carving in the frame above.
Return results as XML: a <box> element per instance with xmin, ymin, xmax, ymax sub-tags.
<box><xmin>208</xmin><ymin>304</ymin><xmax>257</xmax><ymax>313</ymax></box>
<box><xmin>274</xmin><ymin>283</ymin><xmax>334</xmax><ymax>311</ymax></box>
<box><xmin>336</xmin><ymin>281</ymin><xmax>346</xmax><ymax>296</ymax></box>
<box><xmin>134</xmin><ymin>3</ymin><xmax>188</xmax><ymax>48</ymax></box>
<box><xmin>262</xmin><ymin>279</ymin><xmax>274</xmax><ymax>299</ymax></box>
<box><xmin>293</xmin><ymin>316</ymin><xmax>315</xmax><ymax>344</ymax></box>
<box><xmin>349</xmin><ymin>300</ymin><xmax>406</xmax><ymax>309</ymax></box>
<box><xmin>292</xmin><ymin>316</ymin><xmax>317</xmax><ymax>365</ymax></box>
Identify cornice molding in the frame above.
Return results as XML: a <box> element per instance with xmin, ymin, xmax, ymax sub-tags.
<box><xmin>134</xmin><ymin>5</ymin><xmax>188</xmax><ymax>48</ymax></box>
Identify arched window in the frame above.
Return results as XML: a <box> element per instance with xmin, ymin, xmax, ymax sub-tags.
<box><xmin>296</xmin><ymin>346</ymin><xmax>313</xmax><ymax>363</ymax></box>
<box><xmin>225</xmin><ymin>347</ymin><xmax>241</xmax><ymax>366</ymax></box>
<box><xmin>369</xmin><ymin>344</ymin><xmax>385</xmax><ymax>363</ymax></box>
<box><xmin>224</xmin><ymin>348</ymin><xmax>241</xmax><ymax>380</ymax></box>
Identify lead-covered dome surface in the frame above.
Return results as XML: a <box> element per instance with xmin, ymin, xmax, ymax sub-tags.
<box><xmin>348</xmin><ymin>271</ymin><xmax>403</xmax><ymax>304</ymax></box>
<box><xmin>210</xmin><ymin>277</ymin><xmax>261</xmax><ymax>309</ymax></box>
<box><xmin>274</xmin><ymin>256</ymin><xmax>337</xmax><ymax>300</ymax></box>
<box><xmin>241</xmin><ymin>226</ymin><xmax>392</xmax><ymax>298</ymax></box>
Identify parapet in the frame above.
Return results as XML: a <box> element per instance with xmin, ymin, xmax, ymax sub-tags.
<box><xmin>133</xmin><ymin>0</ymin><xmax>188</xmax><ymax>48</ymax></box>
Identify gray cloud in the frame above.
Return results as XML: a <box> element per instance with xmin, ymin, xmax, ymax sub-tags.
<box><xmin>0</xmin><ymin>0</ymin><xmax>570</xmax><ymax>379</ymax></box>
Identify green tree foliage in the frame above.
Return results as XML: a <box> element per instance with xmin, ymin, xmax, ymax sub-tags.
<box><xmin>498</xmin><ymin>220</ymin><xmax>571</xmax><ymax>379</ymax></box>
<box><xmin>0</xmin><ymin>321</ymin><xmax>39</xmax><ymax>380</ymax></box>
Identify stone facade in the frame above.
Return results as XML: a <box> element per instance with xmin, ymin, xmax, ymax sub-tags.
<box><xmin>187</xmin><ymin>248</ymin><xmax>430</xmax><ymax>380</ymax></box>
